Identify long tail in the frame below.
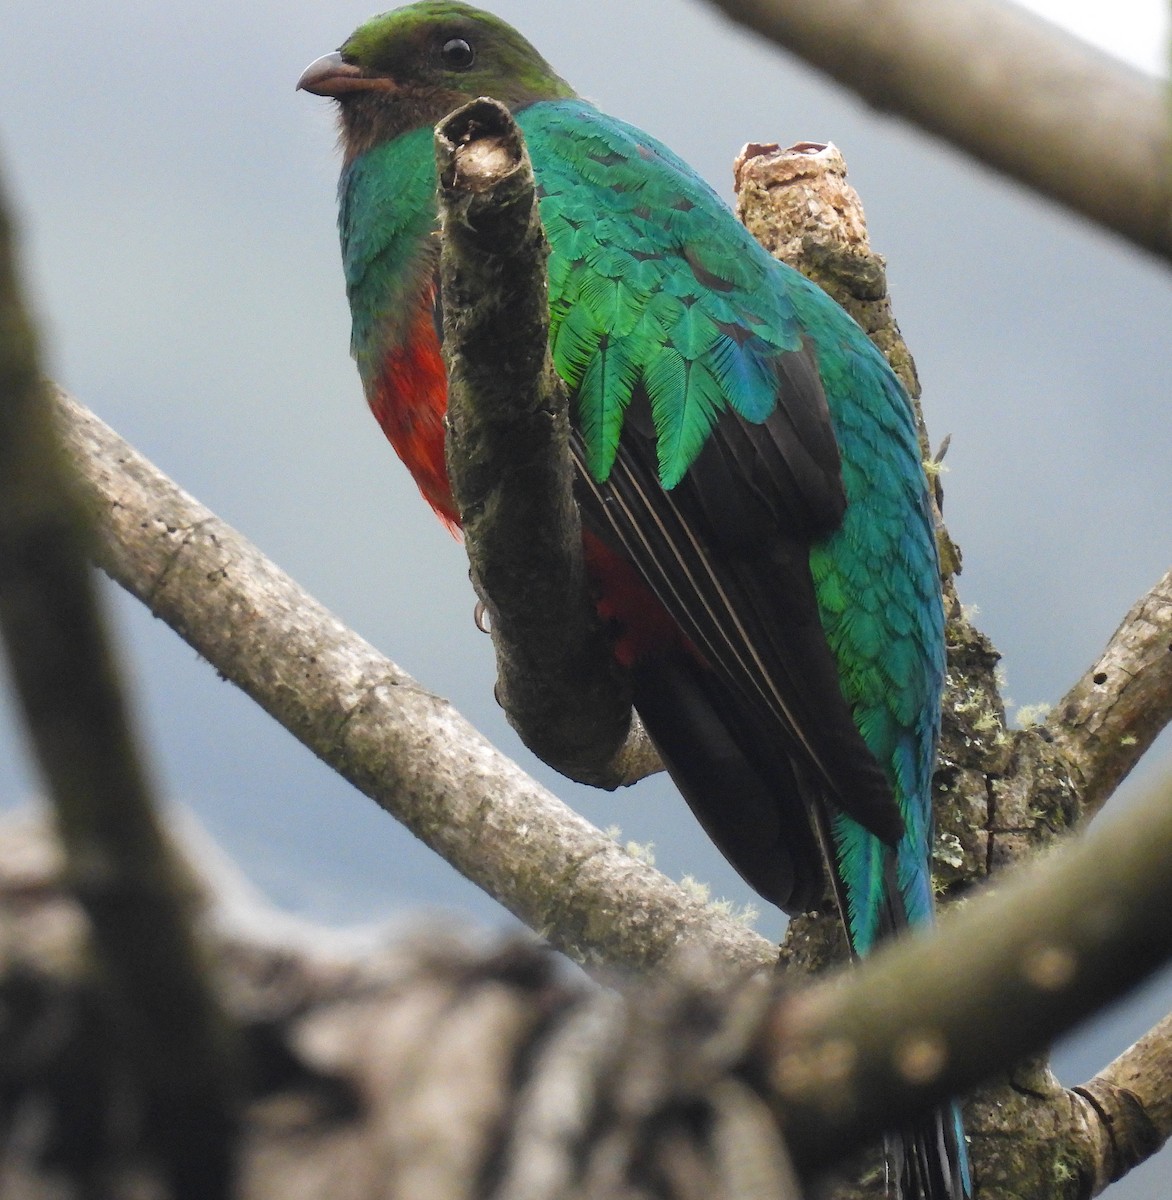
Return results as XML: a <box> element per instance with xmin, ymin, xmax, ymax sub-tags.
<box><xmin>877</xmin><ymin>831</ymin><xmax>971</xmax><ymax>1199</ymax></box>
<box><xmin>894</xmin><ymin>1106</ymin><xmax>970</xmax><ymax>1200</ymax></box>
<box><xmin>810</xmin><ymin>809</ymin><xmax>971</xmax><ymax>1200</ymax></box>
<box><xmin>632</xmin><ymin>656</ymin><xmax>970</xmax><ymax>1199</ymax></box>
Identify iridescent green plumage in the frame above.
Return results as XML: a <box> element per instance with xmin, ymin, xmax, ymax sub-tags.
<box><xmin>314</xmin><ymin>0</ymin><xmax>946</xmax><ymax>949</ymax></box>
<box><xmin>302</xmin><ymin>10</ymin><xmax>965</xmax><ymax>1191</ymax></box>
<box><xmin>535</xmin><ymin>104</ymin><xmax>786</xmax><ymax>487</ymax></box>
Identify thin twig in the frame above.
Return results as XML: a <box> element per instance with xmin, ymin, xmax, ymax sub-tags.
<box><xmin>1072</xmin><ymin>1010</ymin><xmax>1172</xmax><ymax>1195</ymax></box>
<box><xmin>1045</xmin><ymin>567</ymin><xmax>1172</xmax><ymax>817</ymax></box>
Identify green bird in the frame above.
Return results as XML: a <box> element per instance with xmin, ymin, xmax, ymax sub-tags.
<box><xmin>300</xmin><ymin>5</ymin><xmax>966</xmax><ymax>1195</ymax></box>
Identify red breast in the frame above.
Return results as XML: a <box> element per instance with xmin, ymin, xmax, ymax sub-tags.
<box><xmin>370</xmin><ymin>292</ymin><xmax>685</xmax><ymax>666</ymax></box>
<box><xmin>368</xmin><ymin>297</ymin><xmax>459</xmax><ymax>531</ymax></box>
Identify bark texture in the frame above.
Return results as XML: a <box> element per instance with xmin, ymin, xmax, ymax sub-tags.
<box><xmin>0</xmin><ymin>811</ymin><xmax>796</xmax><ymax>1200</ymax></box>
<box><xmin>1074</xmin><ymin>1011</ymin><xmax>1172</xmax><ymax>1194</ymax></box>
<box><xmin>5</xmin><ymin>758</ymin><xmax>1172</xmax><ymax>1199</ymax></box>
<box><xmin>435</xmin><ymin>97</ymin><xmax>661</xmax><ymax>790</ymax></box>
<box><xmin>765</xmin><ymin>770</ymin><xmax>1172</xmax><ymax>1178</ymax></box>
<box><xmin>732</xmin><ymin>138</ymin><xmax>1172</xmax><ymax>1199</ymax></box>
<box><xmin>1046</xmin><ymin>568</ymin><xmax>1172</xmax><ymax>816</ymax></box>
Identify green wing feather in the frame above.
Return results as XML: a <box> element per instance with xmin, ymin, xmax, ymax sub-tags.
<box><xmin>521</xmin><ymin>102</ymin><xmax>791</xmax><ymax>486</ymax></box>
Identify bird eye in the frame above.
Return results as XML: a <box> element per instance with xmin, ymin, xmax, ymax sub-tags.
<box><xmin>440</xmin><ymin>37</ymin><xmax>475</xmax><ymax>69</ymax></box>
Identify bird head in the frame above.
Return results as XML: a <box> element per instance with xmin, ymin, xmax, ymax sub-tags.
<box><xmin>297</xmin><ymin>2</ymin><xmax>575</xmax><ymax>157</ymax></box>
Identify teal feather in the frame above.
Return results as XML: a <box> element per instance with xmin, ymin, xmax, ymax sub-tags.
<box><xmin>314</xmin><ymin>7</ymin><xmax>966</xmax><ymax>1191</ymax></box>
<box><xmin>530</xmin><ymin>99</ymin><xmax>946</xmax><ymax>936</ymax></box>
<box><xmin>340</xmin><ymin>126</ymin><xmax>439</xmax><ymax>381</ymax></box>
<box><xmin>524</xmin><ymin>102</ymin><xmax>806</xmax><ymax>486</ymax></box>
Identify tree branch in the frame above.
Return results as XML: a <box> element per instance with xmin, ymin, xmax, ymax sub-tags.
<box><xmin>1073</xmin><ymin>1010</ymin><xmax>1172</xmax><ymax>1194</ymax></box>
<box><xmin>61</xmin><ymin>375</ymin><xmax>1172</xmax><ymax>1189</ymax></box>
<box><xmin>703</xmin><ymin>0</ymin><xmax>1172</xmax><ymax>263</ymax></box>
<box><xmin>5</xmin><ymin>768</ymin><xmax>1172</xmax><ymax>1197</ymax></box>
<box><xmin>1045</xmin><ymin>567</ymin><xmax>1172</xmax><ymax>817</ymax></box>
<box><xmin>0</xmin><ymin>169</ymin><xmax>237</xmax><ymax>1198</ymax></box>
<box><xmin>0</xmin><ymin>811</ymin><xmax>798</xmax><ymax>1200</ymax></box>
<box><xmin>434</xmin><ymin>96</ymin><xmax>661</xmax><ymax>789</ymax></box>
<box><xmin>730</xmin><ymin>133</ymin><xmax>1172</xmax><ymax>1197</ymax></box>
<box><xmin>734</xmin><ymin>142</ymin><xmax>922</xmax><ymax>408</ymax></box>
<box><xmin>51</xmin><ymin>388</ymin><xmax>774</xmax><ymax>976</ymax></box>
<box><xmin>763</xmin><ymin>772</ymin><xmax>1172</xmax><ymax>1179</ymax></box>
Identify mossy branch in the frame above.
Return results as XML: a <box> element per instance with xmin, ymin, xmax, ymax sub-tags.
<box><xmin>733</xmin><ymin>138</ymin><xmax>1172</xmax><ymax>1198</ymax></box>
<box><xmin>50</xmin><ymin>389</ymin><xmax>774</xmax><ymax>977</ymax></box>
<box><xmin>435</xmin><ymin>96</ymin><xmax>661</xmax><ymax>789</ymax></box>
<box><xmin>764</xmin><ymin>772</ymin><xmax>1172</xmax><ymax>1180</ymax></box>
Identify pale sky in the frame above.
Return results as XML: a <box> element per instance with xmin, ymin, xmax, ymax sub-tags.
<box><xmin>1021</xmin><ymin>0</ymin><xmax>1168</xmax><ymax>74</ymax></box>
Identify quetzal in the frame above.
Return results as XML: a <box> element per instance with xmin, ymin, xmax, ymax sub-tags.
<box><xmin>299</xmin><ymin>4</ymin><xmax>966</xmax><ymax>1195</ymax></box>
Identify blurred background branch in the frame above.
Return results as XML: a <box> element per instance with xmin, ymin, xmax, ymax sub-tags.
<box><xmin>703</xmin><ymin>0</ymin><xmax>1172</xmax><ymax>263</ymax></box>
<box><xmin>3</xmin><ymin>762</ymin><xmax>1172</xmax><ymax>1197</ymax></box>
<box><xmin>0</xmin><ymin>160</ymin><xmax>238</xmax><ymax>1200</ymax></box>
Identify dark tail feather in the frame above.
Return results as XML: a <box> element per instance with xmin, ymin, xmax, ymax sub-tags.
<box><xmin>869</xmin><ymin>854</ymin><xmax>971</xmax><ymax>1198</ymax></box>
<box><xmin>630</xmin><ymin>653</ymin><xmax>828</xmax><ymax>913</ymax></box>
<box><xmin>890</xmin><ymin>1102</ymin><xmax>970</xmax><ymax>1200</ymax></box>
<box><xmin>628</xmin><ymin>658</ymin><xmax>971</xmax><ymax>1199</ymax></box>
